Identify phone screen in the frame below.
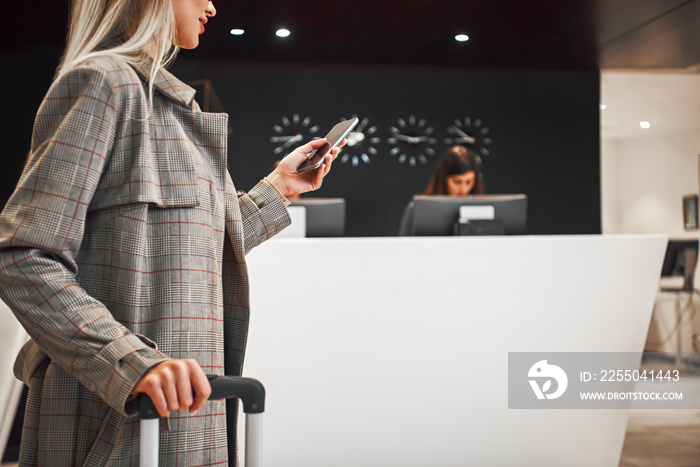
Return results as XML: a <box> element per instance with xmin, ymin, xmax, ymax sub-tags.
<box><xmin>297</xmin><ymin>118</ymin><xmax>359</xmax><ymax>173</ymax></box>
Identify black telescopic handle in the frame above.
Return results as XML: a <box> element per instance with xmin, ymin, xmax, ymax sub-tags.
<box><xmin>138</xmin><ymin>375</ymin><xmax>265</xmax><ymax>420</ymax></box>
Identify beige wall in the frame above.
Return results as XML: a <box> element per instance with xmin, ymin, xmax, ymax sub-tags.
<box><xmin>601</xmin><ymin>71</ymin><xmax>700</xmax><ymax>238</ymax></box>
<box><xmin>601</xmin><ymin>71</ymin><xmax>700</xmax><ymax>352</ymax></box>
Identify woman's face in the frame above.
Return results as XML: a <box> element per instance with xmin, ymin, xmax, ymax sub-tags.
<box><xmin>446</xmin><ymin>171</ymin><xmax>476</xmax><ymax>196</ymax></box>
<box><xmin>173</xmin><ymin>0</ymin><xmax>216</xmax><ymax>49</ymax></box>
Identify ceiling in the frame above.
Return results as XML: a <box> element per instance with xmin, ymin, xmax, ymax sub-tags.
<box><xmin>7</xmin><ymin>0</ymin><xmax>700</xmax><ymax>71</ymax></box>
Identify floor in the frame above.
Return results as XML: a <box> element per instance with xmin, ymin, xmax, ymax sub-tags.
<box><xmin>618</xmin><ymin>355</ymin><xmax>700</xmax><ymax>467</ymax></box>
<box><xmin>619</xmin><ymin>408</ymin><xmax>700</xmax><ymax>467</ymax></box>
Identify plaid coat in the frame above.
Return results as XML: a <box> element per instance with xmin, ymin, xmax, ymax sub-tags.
<box><xmin>0</xmin><ymin>55</ymin><xmax>290</xmax><ymax>466</ymax></box>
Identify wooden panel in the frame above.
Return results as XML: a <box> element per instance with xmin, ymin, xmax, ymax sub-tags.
<box><xmin>596</xmin><ymin>0</ymin><xmax>690</xmax><ymax>43</ymax></box>
<box><xmin>598</xmin><ymin>0</ymin><xmax>700</xmax><ymax>68</ymax></box>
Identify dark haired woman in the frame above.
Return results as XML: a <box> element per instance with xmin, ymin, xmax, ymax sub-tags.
<box><xmin>399</xmin><ymin>145</ymin><xmax>484</xmax><ymax>235</ymax></box>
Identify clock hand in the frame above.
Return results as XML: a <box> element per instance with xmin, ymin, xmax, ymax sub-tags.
<box><xmin>449</xmin><ymin>127</ymin><xmax>476</xmax><ymax>144</ymax></box>
<box><xmin>279</xmin><ymin>133</ymin><xmax>304</xmax><ymax>149</ymax></box>
<box><xmin>270</xmin><ymin>135</ymin><xmax>301</xmax><ymax>143</ymax></box>
<box><xmin>393</xmin><ymin>134</ymin><xmax>429</xmax><ymax>144</ymax></box>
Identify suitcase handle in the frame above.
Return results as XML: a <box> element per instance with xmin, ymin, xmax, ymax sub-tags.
<box><xmin>138</xmin><ymin>375</ymin><xmax>265</xmax><ymax>419</ymax></box>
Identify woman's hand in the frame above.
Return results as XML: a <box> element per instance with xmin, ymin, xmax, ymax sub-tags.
<box><xmin>132</xmin><ymin>359</ymin><xmax>211</xmax><ymax>417</ymax></box>
<box><xmin>267</xmin><ymin>138</ymin><xmax>345</xmax><ymax>198</ymax></box>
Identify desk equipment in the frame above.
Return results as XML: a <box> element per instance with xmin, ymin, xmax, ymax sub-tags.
<box><xmin>412</xmin><ymin>194</ymin><xmax>527</xmax><ymax>236</ymax></box>
<box><xmin>649</xmin><ymin>239</ymin><xmax>700</xmax><ymax>365</ymax></box>
<box><xmin>660</xmin><ymin>239</ymin><xmax>698</xmax><ymax>292</ymax></box>
<box><xmin>289</xmin><ymin>198</ymin><xmax>346</xmax><ymax>237</ymax></box>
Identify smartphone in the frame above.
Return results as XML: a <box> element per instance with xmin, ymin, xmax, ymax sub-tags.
<box><xmin>297</xmin><ymin>118</ymin><xmax>359</xmax><ymax>173</ymax></box>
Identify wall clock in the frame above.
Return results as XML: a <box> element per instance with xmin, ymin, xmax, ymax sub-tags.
<box><xmin>338</xmin><ymin>115</ymin><xmax>381</xmax><ymax>167</ymax></box>
<box><xmin>270</xmin><ymin>113</ymin><xmax>321</xmax><ymax>157</ymax></box>
<box><xmin>444</xmin><ymin>116</ymin><xmax>493</xmax><ymax>163</ymax></box>
<box><xmin>387</xmin><ymin>115</ymin><xmax>438</xmax><ymax>167</ymax></box>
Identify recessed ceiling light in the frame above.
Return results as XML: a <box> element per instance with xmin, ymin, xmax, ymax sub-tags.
<box><xmin>599</xmin><ymin>104</ymin><xmax>607</xmax><ymax>110</ymax></box>
<box><xmin>455</xmin><ymin>34</ymin><xmax>469</xmax><ymax>42</ymax></box>
<box><xmin>639</xmin><ymin>121</ymin><xmax>651</xmax><ymax>129</ymax></box>
<box><xmin>276</xmin><ymin>28</ymin><xmax>291</xmax><ymax>38</ymax></box>
<box><xmin>230</xmin><ymin>28</ymin><xmax>245</xmax><ymax>36</ymax></box>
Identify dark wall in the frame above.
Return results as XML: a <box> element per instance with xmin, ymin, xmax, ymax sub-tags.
<box><xmin>171</xmin><ymin>59</ymin><xmax>601</xmax><ymax>236</ymax></box>
<box><xmin>0</xmin><ymin>52</ymin><xmax>600</xmax><ymax>236</ymax></box>
<box><xmin>0</xmin><ymin>47</ymin><xmax>64</xmax><ymax>205</ymax></box>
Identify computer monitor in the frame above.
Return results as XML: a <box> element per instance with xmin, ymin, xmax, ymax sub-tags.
<box><xmin>411</xmin><ymin>194</ymin><xmax>527</xmax><ymax>236</ymax></box>
<box><xmin>289</xmin><ymin>198</ymin><xmax>346</xmax><ymax>237</ymax></box>
<box><xmin>660</xmin><ymin>239</ymin><xmax>698</xmax><ymax>292</ymax></box>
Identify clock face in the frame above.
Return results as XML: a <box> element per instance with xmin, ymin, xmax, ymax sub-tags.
<box><xmin>444</xmin><ymin>116</ymin><xmax>493</xmax><ymax>163</ymax></box>
<box><xmin>339</xmin><ymin>116</ymin><xmax>381</xmax><ymax>167</ymax></box>
<box><xmin>270</xmin><ymin>113</ymin><xmax>321</xmax><ymax>157</ymax></box>
<box><xmin>387</xmin><ymin>115</ymin><xmax>438</xmax><ymax>167</ymax></box>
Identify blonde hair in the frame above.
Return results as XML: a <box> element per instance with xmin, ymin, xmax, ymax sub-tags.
<box><xmin>58</xmin><ymin>0</ymin><xmax>179</xmax><ymax>100</ymax></box>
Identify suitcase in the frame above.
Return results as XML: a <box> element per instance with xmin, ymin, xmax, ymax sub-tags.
<box><xmin>138</xmin><ymin>375</ymin><xmax>265</xmax><ymax>467</ymax></box>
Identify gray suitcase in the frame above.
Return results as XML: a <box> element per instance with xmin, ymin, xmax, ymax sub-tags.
<box><xmin>138</xmin><ymin>375</ymin><xmax>265</xmax><ymax>467</ymax></box>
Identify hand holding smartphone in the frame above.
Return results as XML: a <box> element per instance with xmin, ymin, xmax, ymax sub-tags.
<box><xmin>297</xmin><ymin>118</ymin><xmax>359</xmax><ymax>173</ymax></box>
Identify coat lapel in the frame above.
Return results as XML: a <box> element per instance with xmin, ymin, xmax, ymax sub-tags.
<box><xmin>131</xmin><ymin>62</ymin><xmax>197</xmax><ymax>107</ymax></box>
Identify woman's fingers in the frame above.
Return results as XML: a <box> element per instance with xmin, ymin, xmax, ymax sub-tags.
<box><xmin>141</xmin><ymin>378</ymin><xmax>170</xmax><ymax>418</ymax></box>
<box><xmin>161</xmin><ymin>368</ymin><xmax>180</xmax><ymax>412</ymax></box>
<box><xmin>189</xmin><ymin>363</ymin><xmax>212</xmax><ymax>414</ymax></box>
<box><xmin>267</xmin><ymin>136</ymin><xmax>342</xmax><ymax>196</ymax></box>
<box><xmin>133</xmin><ymin>359</ymin><xmax>212</xmax><ymax>417</ymax></box>
<box><xmin>294</xmin><ymin>138</ymin><xmax>328</xmax><ymax>159</ymax></box>
<box><xmin>323</xmin><ymin>154</ymin><xmax>334</xmax><ymax>176</ymax></box>
<box><xmin>175</xmin><ymin>367</ymin><xmax>193</xmax><ymax>411</ymax></box>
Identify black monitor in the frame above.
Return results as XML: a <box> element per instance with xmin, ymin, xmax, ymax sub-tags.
<box><xmin>289</xmin><ymin>198</ymin><xmax>346</xmax><ymax>237</ymax></box>
<box><xmin>410</xmin><ymin>194</ymin><xmax>527</xmax><ymax>236</ymax></box>
<box><xmin>660</xmin><ymin>239</ymin><xmax>698</xmax><ymax>292</ymax></box>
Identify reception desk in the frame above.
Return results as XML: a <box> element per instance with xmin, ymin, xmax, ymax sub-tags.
<box><xmin>242</xmin><ymin>235</ymin><xmax>666</xmax><ymax>467</ymax></box>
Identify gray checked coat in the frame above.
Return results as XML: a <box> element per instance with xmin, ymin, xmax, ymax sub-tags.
<box><xmin>0</xmin><ymin>55</ymin><xmax>290</xmax><ymax>466</ymax></box>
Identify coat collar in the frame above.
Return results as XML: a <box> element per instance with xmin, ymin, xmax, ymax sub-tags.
<box><xmin>131</xmin><ymin>62</ymin><xmax>197</xmax><ymax>107</ymax></box>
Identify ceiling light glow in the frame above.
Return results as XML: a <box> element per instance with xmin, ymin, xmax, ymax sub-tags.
<box><xmin>230</xmin><ymin>29</ymin><xmax>245</xmax><ymax>36</ymax></box>
<box><xmin>276</xmin><ymin>29</ymin><xmax>291</xmax><ymax>38</ymax></box>
<box><xmin>599</xmin><ymin>104</ymin><xmax>607</xmax><ymax>110</ymax></box>
<box><xmin>455</xmin><ymin>34</ymin><xmax>470</xmax><ymax>42</ymax></box>
<box><xmin>639</xmin><ymin>121</ymin><xmax>651</xmax><ymax>129</ymax></box>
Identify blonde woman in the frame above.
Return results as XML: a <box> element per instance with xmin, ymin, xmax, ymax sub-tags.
<box><xmin>0</xmin><ymin>0</ymin><xmax>340</xmax><ymax>465</ymax></box>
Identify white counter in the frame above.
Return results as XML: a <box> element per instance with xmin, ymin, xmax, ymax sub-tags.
<box><xmin>242</xmin><ymin>235</ymin><xmax>666</xmax><ymax>467</ymax></box>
